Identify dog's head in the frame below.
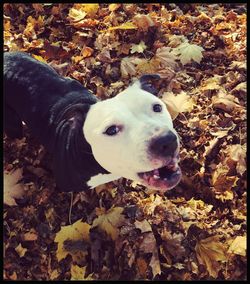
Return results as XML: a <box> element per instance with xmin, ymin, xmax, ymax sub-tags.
<box><xmin>83</xmin><ymin>75</ymin><xmax>181</xmax><ymax>192</ymax></box>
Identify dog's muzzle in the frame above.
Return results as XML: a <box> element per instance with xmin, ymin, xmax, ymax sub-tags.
<box><xmin>138</xmin><ymin>131</ymin><xmax>181</xmax><ymax>192</ymax></box>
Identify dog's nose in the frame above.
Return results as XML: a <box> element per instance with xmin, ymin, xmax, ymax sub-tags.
<box><xmin>150</xmin><ymin>131</ymin><xmax>178</xmax><ymax>157</ymax></box>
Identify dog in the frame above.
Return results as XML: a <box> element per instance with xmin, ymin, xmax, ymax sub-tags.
<box><xmin>4</xmin><ymin>52</ymin><xmax>181</xmax><ymax>193</ymax></box>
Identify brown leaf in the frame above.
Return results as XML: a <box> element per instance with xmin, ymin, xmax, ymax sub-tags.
<box><xmin>195</xmin><ymin>235</ymin><xmax>228</xmax><ymax>278</ymax></box>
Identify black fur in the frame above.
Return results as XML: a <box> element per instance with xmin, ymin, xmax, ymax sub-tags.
<box><xmin>4</xmin><ymin>51</ymin><xmax>109</xmax><ymax>192</ymax></box>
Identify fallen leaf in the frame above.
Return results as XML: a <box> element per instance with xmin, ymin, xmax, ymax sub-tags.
<box><xmin>136</xmin><ymin>257</ymin><xmax>148</xmax><ymax>278</ymax></box>
<box><xmin>212</xmin><ymin>92</ymin><xmax>241</xmax><ymax>112</ymax></box>
<box><xmin>195</xmin><ymin>235</ymin><xmax>228</xmax><ymax>278</ymax></box>
<box><xmin>130</xmin><ymin>40</ymin><xmax>147</xmax><ymax>54</ymax></box>
<box><xmin>155</xmin><ymin>47</ymin><xmax>178</xmax><ymax>69</ymax></box>
<box><xmin>15</xmin><ymin>243</ymin><xmax>27</xmax><ymax>257</ymax></box>
<box><xmin>54</xmin><ymin>219</ymin><xmax>91</xmax><ymax>263</ymax></box>
<box><xmin>4</xmin><ymin>168</ymin><xmax>25</xmax><ymax>206</ymax></box>
<box><xmin>108</xmin><ymin>21</ymin><xmax>137</xmax><ymax>31</ymax></box>
<box><xmin>70</xmin><ymin>264</ymin><xmax>94</xmax><ymax>280</ymax></box>
<box><xmin>162</xmin><ymin>91</ymin><xmax>195</xmax><ymax>120</ymax></box>
<box><xmin>120</xmin><ymin>57</ymin><xmax>137</xmax><ymax>78</ymax></box>
<box><xmin>150</xmin><ymin>250</ymin><xmax>161</xmax><ymax>278</ymax></box>
<box><xmin>228</xmin><ymin>236</ymin><xmax>246</xmax><ymax>256</ymax></box>
<box><xmin>135</xmin><ymin>220</ymin><xmax>152</xmax><ymax>233</ymax></box>
<box><xmin>92</xmin><ymin>206</ymin><xmax>125</xmax><ymax>240</ymax></box>
<box><xmin>172</xmin><ymin>41</ymin><xmax>204</xmax><ymax>65</ymax></box>
<box><xmin>78</xmin><ymin>4</ymin><xmax>99</xmax><ymax>18</ymax></box>
<box><xmin>133</xmin><ymin>14</ymin><xmax>155</xmax><ymax>31</ymax></box>
<box><xmin>226</xmin><ymin>144</ymin><xmax>246</xmax><ymax>175</ymax></box>
<box><xmin>23</xmin><ymin>229</ymin><xmax>38</xmax><ymax>241</ymax></box>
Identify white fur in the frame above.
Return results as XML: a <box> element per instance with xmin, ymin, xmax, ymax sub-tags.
<box><xmin>84</xmin><ymin>80</ymin><xmax>179</xmax><ymax>186</ymax></box>
<box><xmin>87</xmin><ymin>173</ymin><xmax>121</xmax><ymax>188</ymax></box>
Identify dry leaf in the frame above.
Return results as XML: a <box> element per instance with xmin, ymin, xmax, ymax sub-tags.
<box><xmin>228</xmin><ymin>235</ymin><xmax>246</xmax><ymax>256</ymax></box>
<box><xmin>15</xmin><ymin>243</ymin><xmax>27</xmax><ymax>257</ymax></box>
<box><xmin>130</xmin><ymin>41</ymin><xmax>147</xmax><ymax>54</ymax></box>
<box><xmin>120</xmin><ymin>57</ymin><xmax>137</xmax><ymax>78</ymax></box>
<box><xmin>136</xmin><ymin>257</ymin><xmax>148</xmax><ymax>278</ymax></box>
<box><xmin>133</xmin><ymin>14</ymin><xmax>155</xmax><ymax>31</ymax></box>
<box><xmin>172</xmin><ymin>41</ymin><xmax>204</xmax><ymax>65</ymax></box>
<box><xmin>92</xmin><ymin>206</ymin><xmax>125</xmax><ymax>240</ymax></box>
<box><xmin>212</xmin><ymin>92</ymin><xmax>241</xmax><ymax>112</ymax></box>
<box><xmin>54</xmin><ymin>219</ymin><xmax>91</xmax><ymax>263</ymax></box>
<box><xmin>155</xmin><ymin>47</ymin><xmax>178</xmax><ymax>69</ymax></box>
<box><xmin>162</xmin><ymin>91</ymin><xmax>195</xmax><ymax>120</ymax></box>
<box><xmin>71</xmin><ymin>264</ymin><xmax>94</xmax><ymax>280</ymax></box>
<box><xmin>4</xmin><ymin>168</ymin><xmax>25</xmax><ymax>206</ymax></box>
<box><xmin>108</xmin><ymin>21</ymin><xmax>137</xmax><ymax>31</ymax></box>
<box><xmin>195</xmin><ymin>235</ymin><xmax>227</xmax><ymax>278</ymax></box>
<box><xmin>135</xmin><ymin>220</ymin><xmax>152</xmax><ymax>233</ymax></box>
<box><xmin>23</xmin><ymin>229</ymin><xmax>38</xmax><ymax>241</ymax></box>
<box><xmin>78</xmin><ymin>4</ymin><xmax>99</xmax><ymax>18</ymax></box>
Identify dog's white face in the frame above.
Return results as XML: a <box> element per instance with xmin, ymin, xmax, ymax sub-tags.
<box><xmin>83</xmin><ymin>80</ymin><xmax>181</xmax><ymax>192</ymax></box>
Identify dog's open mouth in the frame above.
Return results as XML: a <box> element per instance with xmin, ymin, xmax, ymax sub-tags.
<box><xmin>138</xmin><ymin>157</ymin><xmax>181</xmax><ymax>192</ymax></box>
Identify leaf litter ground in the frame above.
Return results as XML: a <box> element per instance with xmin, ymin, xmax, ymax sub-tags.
<box><xmin>3</xmin><ymin>3</ymin><xmax>246</xmax><ymax>281</ymax></box>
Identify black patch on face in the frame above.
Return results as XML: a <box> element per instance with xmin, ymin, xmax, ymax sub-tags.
<box><xmin>139</xmin><ymin>74</ymin><xmax>161</xmax><ymax>95</ymax></box>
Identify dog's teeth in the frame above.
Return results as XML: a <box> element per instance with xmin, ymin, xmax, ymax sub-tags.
<box><xmin>153</xmin><ymin>175</ymin><xmax>160</xmax><ymax>180</ymax></box>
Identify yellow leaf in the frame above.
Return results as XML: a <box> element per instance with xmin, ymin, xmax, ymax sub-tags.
<box><xmin>92</xmin><ymin>207</ymin><xmax>125</xmax><ymax>240</ymax></box>
<box><xmin>130</xmin><ymin>41</ymin><xmax>147</xmax><ymax>54</ymax></box>
<box><xmin>68</xmin><ymin>8</ymin><xmax>86</xmax><ymax>23</ymax></box>
<box><xmin>70</xmin><ymin>265</ymin><xmax>94</xmax><ymax>280</ymax></box>
<box><xmin>79</xmin><ymin>4</ymin><xmax>99</xmax><ymax>18</ymax></box>
<box><xmin>109</xmin><ymin>4</ymin><xmax>121</xmax><ymax>12</ymax></box>
<box><xmin>195</xmin><ymin>235</ymin><xmax>227</xmax><ymax>278</ymax></box>
<box><xmin>172</xmin><ymin>41</ymin><xmax>204</xmax><ymax>65</ymax></box>
<box><xmin>54</xmin><ymin>219</ymin><xmax>91</xmax><ymax>262</ymax></box>
<box><xmin>136</xmin><ymin>58</ymin><xmax>160</xmax><ymax>74</ymax></box>
<box><xmin>15</xmin><ymin>243</ymin><xmax>27</xmax><ymax>257</ymax></box>
<box><xmin>108</xmin><ymin>21</ymin><xmax>137</xmax><ymax>31</ymax></box>
<box><xmin>228</xmin><ymin>236</ymin><xmax>246</xmax><ymax>256</ymax></box>
<box><xmin>162</xmin><ymin>91</ymin><xmax>195</xmax><ymax>120</ymax></box>
<box><xmin>155</xmin><ymin>47</ymin><xmax>178</xmax><ymax>69</ymax></box>
<box><xmin>81</xmin><ymin>46</ymin><xmax>94</xmax><ymax>58</ymax></box>
<box><xmin>32</xmin><ymin>54</ymin><xmax>47</xmax><ymax>63</ymax></box>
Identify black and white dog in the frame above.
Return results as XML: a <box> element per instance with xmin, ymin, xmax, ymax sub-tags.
<box><xmin>4</xmin><ymin>52</ymin><xmax>181</xmax><ymax>193</ymax></box>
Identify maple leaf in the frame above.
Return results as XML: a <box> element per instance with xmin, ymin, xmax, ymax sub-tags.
<box><xmin>227</xmin><ymin>235</ymin><xmax>246</xmax><ymax>257</ymax></box>
<box><xmin>4</xmin><ymin>168</ymin><xmax>25</xmax><ymax>206</ymax></box>
<box><xmin>172</xmin><ymin>42</ymin><xmax>204</xmax><ymax>65</ymax></box>
<box><xmin>155</xmin><ymin>47</ymin><xmax>178</xmax><ymax>69</ymax></box>
<box><xmin>54</xmin><ymin>219</ymin><xmax>91</xmax><ymax>263</ymax></box>
<box><xmin>195</xmin><ymin>235</ymin><xmax>228</xmax><ymax>278</ymax></box>
<box><xmin>162</xmin><ymin>91</ymin><xmax>195</xmax><ymax>120</ymax></box>
<box><xmin>130</xmin><ymin>41</ymin><xmax>147</xmax><ymax>54</ymax></box>
<box><xmin>92</xmin><ymin>206</ymin><xmax>125</xmax><ymax>240</ymax></box>
<box><xmin>120</xmin><ymin>57</ymin><xmax>137</xmax><ymax>78</ymax></box>
<box><xmin>70</xmin><ymin>264</ymin><xmax>94</xmax><ymax>280</ymax></box>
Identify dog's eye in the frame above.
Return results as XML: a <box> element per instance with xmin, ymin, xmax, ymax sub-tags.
<box><xmin>153</xmin><ymin>104</ymin><xmax>162</xmax><ymax>112</ymax></box>
<box><xmin>104</xmin><ymin>125</ymin><xmax>119</xmax><ymax>136</ymax></box>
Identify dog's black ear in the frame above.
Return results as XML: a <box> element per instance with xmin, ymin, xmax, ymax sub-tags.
<box><xmin>52</xmin><ymin>104</ymin><xmax>92</xmax><ymax>192</ymax></box>
<box><xmin>139</xmin><ymin>74</ymin><xmax>161</xmax><ymax>95</ymax></box>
